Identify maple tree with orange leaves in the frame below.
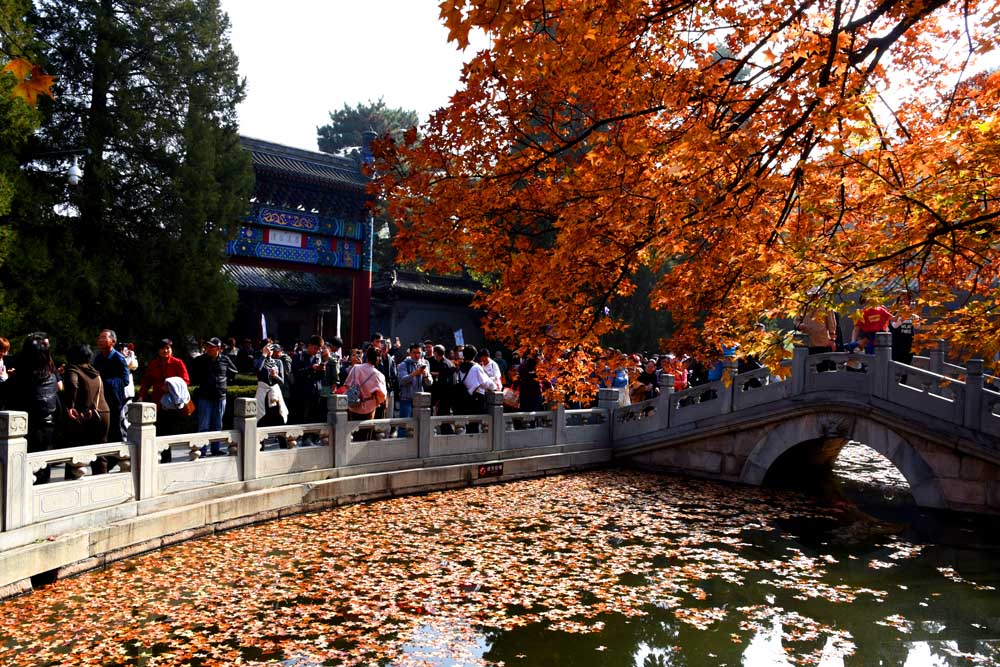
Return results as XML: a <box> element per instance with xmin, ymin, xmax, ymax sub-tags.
<box><xmin>375</xmin><ymin>0</ymin><xmax>1000</xmax><ymax>392</ymax></box>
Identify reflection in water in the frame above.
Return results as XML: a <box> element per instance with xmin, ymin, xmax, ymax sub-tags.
<box><xmin>742</xmin><ymin>619</ymin><xmax>794</xmax><ymax>666</ymax></box>
<box><xmin>903</xmin><ymin>641</ymin><xmax>950</xmax><ymax>667</ymax></box>
<box><xmin>0</xmin><ymin>470</ymin><xmax>997</xmax><ymax>666</ymax></box>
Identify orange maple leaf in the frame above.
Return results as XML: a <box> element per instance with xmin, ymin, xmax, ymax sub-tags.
<box><xmin>2</xmin><ymin>60</ymin><xmax>56</xmax><ymax>107</ymax></box>
<box><xmin>1</xmin><ymin>58</ymin><xmax>34</xmax><ymax>80</ymax></box>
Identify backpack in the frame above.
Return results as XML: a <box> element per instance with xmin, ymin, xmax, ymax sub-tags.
<box><xmin>346</xmin><ymin>383</ymin><xmax>363</xmax><ymax>407</ymax></box>
<box><xmin>346</xmin><ymin>366</ymin><xmax>373</xmax><ymax>408</ymax></box>
<box><xmin>453</xmin><ymin>366</ymin><xmax>472</xmax><ymax>411</ymax></box>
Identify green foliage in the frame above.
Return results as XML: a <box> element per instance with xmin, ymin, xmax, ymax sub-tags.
<box><xmin>232</xmin><ymin>373</ymin><xmax>257</xmax><ymax>386</ymax></box>
<box><xmin>318</xmin><ymin>99</ymin><xmax>419</xmax><ymax>270</ymax></box>
<box><xmin>601</xmin><ymin>264</ymin><xmax>675</xmax><ymax>354</ymax></box>
<box><xmin>316</xmin><ymin>98</ymin><xmax>418</xmax><ymax>158</ymax></box>
<box><xmin>0</xmin><ymin>0</ymin><xmax>253</xmax><ymax>352</ymax></box>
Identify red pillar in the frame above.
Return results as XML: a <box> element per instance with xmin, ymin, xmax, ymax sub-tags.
<box><xmin>351</xmin><ymin>271</ymin><xmax>371</xmax><ymax>348</ymax></box>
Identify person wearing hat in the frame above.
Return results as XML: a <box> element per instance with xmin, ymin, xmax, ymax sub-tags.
<box><xmin>189</xmin><ymin>337</ymin><xmax>238</xmax><ymax>453</ymax></box>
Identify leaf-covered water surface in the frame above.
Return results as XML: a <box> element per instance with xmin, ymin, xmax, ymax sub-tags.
<box><xmin>0</xmin><ymin>470</ymin><xmax>997</xmax><ymax>666</ymax></box>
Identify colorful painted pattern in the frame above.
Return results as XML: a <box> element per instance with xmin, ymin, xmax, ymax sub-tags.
<box><xmin>254</xmin><ymin>205</ymin><xmax>366</xmax><ymax>240</ymax></box>
<box><xmin>228</xmin><ymin>204</ymin><xmax>370</xmax><ymax>271</ymax></box>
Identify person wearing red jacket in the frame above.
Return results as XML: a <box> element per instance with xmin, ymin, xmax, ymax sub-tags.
<box><xmin>139</xmin><ymin>338</ymin><xmax>190</xmax><ymax>404</ymax></box>
<box><xmin>852</xmin><ymin>297</ymin><xmax>894</xmax><ymax>353</ymax></box>
<box><xmin>139</xmin><ymin>338</ymin><xmax>191</xmax><ymax>450</ymax></box>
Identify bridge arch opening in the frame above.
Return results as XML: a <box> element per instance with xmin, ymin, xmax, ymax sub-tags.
<box><xmin>761</xmin><ymin>437</ymin><xmax>914</xmax><ymax>512</ymax></box>
<box><xmin>740</xmin><ymin>414</ymin><xmax>947</xmax><ymax>512</ymax></box>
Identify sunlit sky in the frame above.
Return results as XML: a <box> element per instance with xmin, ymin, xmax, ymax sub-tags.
<box><xmin>218</xmin><ymin>1</ymin><xmax>486</xmax><ymax>152</ymax></box>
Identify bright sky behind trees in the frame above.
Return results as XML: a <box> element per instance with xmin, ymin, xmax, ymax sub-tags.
<box><xmin>220</xmin><ymin>0</ymin><xmax>487</xmax><ymax>151</ymax></box>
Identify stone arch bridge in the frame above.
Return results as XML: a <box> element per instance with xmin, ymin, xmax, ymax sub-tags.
<box><xmin>613</xmin><ymin>334</ymin><xmax>1000</xmax><ymax>514</ymax></box>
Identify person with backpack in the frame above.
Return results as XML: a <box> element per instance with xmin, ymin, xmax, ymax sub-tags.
<box><xmin>341</xmin><ymin>347</ymin><xmax>387</xmax><ymax>440</ymax></box>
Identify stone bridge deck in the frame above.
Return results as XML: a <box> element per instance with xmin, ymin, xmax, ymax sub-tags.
<box><xmin>0</xmin><ymin>332</ymin><xmax>997</xmax><ymax>597</ymax></box>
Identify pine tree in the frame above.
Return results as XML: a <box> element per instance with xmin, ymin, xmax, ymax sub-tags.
<box><xmin>0</xmin><ymin>0</ymin><xmax>252</xmax><ymax>350</ymax></box>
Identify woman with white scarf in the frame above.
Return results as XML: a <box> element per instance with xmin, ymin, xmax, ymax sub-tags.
<box><xmin>254</xmin><ymin>343</ymin><xmax>288</xmax><ymax>425</ymax></box>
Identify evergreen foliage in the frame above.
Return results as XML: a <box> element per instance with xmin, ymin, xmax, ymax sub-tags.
<box><xmin>316</xmin><ymin>98</ymin><xmax>418</xmax><ymax>159</ymax></box>
<box><xmin>0</xmin><ymin>0</ymin><xmax>252</xmax><ymax>351</ymax></box>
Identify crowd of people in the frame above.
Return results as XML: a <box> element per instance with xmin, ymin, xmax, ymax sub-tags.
<box><xmin>0</xmin><ymin>294</ymin><xmax>920</xmax><ymax>482</ymax></box>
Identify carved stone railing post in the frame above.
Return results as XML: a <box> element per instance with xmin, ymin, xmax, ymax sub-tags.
<box><xmin>234</xmin><ymin>398</ymin><xmax>257</xmax><ymax>482</ymax></box>
<box><xmin>488</xmin><ymin>390</ymin><xmax>505</xmax><ymax>452</ymax></box>
<box><xmin>597</xmin><ymin>388</ymin><xmax>620</xmax><ymax>443</ymax></box>
<box><xmin>964</xmin><ymin>359</ymin><xmax>984</xmax><ymax>430</ymax></box>
<box><xmin>789</xmin><ymin>333</ymin><xmax>810</xmax><ymax>396</ymax></box>
<box><xmin>127</xmin><ymin>402</ymin><xmax>159</xmax><ymax>501</ymax></box>
<box><xmin>554</xmin><ymin>402</ymin><xmax>566</xmax><ymax>445</ymax></box>
<box><xmin>930</xmin><ymin>339</ymin><xmax>948</xmax><ymax>376</ymax></box>
<box><xmin>873</xmin><ymin>332</ymin><xmax>892</xmax><ymax>400</ymax></box>
<box><xmin>720</xmin><ymin>358</ymin><xmax>738</xmax><ymax>414</ymax></box>
<box><xmin>0</xmin><ymin>411</ymin><xmax>30</xmax><ymax>531</ymax></box>
<box><xmin>330</xmin><ymin>393</ymin><xmax>350</xmax><ymax>468</ymax></box>
<box><xmin>658</xmin><ymin>374</ymin><xmax>674</xmax><ymax>430</ymax></box>
<box><xmin>414</xmin><ymin>392</ymin><xmax>432</xmax><ymax>459</ymax></box>
<box><xmin>597</xmin><ymin>387</ymin><xmax>620</xmax><ymax>411</ymax></box>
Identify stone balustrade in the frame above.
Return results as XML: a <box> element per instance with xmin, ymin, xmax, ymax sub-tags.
<box><xmin>612</xmin><ymin>332</ymin><xmax>998</xmax><ymax>442</ymax></box>
<box><xmin>1</xmin><ymin>332</ymin><xmax>998</xmax><ymax>538</ymax></box>
<box><xmin>0</xmin><ymin>391</ymin><xmax>616</xmax><ymax>535</ymax></box>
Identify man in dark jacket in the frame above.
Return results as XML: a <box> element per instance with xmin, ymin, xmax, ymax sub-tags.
<box><xmin>189</xmin><ymin>337</ymin><xmax>238</xmax><ymax>454</ymax></box>
<box><xmin>93</xmin><ymin>329</ymin><xmax>132</xmax><ymax>442</ymax></box>
<box><xmin>428</xmin><ymin>344</ymin><xmax>456</xmax><ymax>432</ymax></box>
<box><xmin>291</xmin><ymin>334</ymin><xmax>326</xmax><ymax>424</ymax></box>
<box><xmin>370</xmin><ymin>332</ymin><xmax>398</xmax><ymax>419</ymax></box>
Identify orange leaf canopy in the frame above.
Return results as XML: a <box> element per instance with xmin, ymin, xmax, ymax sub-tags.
<box><xmin>377</xmin><ymin>0</ymin><xmax>1000</xmax><ymax>383</ymax></box>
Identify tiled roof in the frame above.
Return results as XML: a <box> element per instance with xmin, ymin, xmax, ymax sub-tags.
<box><xmin>223</xmin><ymin>263</ymin><xmax>342</xmax><ymax>295</ymax></box>
<box><xmin>374</xmin><ymin>270</ymin><xmax>479</xmax><ymax>302</ymax></box>
<box><xmin>240</xmin><ymin>136</ymin><xmax>368</xmax><ymax>189</ymax></box>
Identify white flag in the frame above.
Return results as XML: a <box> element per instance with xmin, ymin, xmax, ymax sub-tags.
<box><xmin>335</xmin><ymin>303</ymin><xmax>342</xmax><ymax>339</ymax></box>
<box><xmin>260</xmin><ymin>313</ymin><xmax>268</xmax><ymax>341</ymax></box>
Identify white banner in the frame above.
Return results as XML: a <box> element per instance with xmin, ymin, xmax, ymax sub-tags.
<box><xmin>260</xmin><ymin>313</ymin><xmax>268</xmax><ymax>341</ymax></box>
<box><xmin>335</xmin><ymin>303</ymin><xmax>342</xmax><ymax>339</ymax></box>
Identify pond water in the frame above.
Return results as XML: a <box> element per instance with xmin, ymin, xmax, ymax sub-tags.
<box><xmin>0</xmin><ymin>462</ymin><xmax>998</xmax><ymax>666</ymax></box>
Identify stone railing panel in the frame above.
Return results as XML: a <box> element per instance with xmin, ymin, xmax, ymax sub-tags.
<box><xmin>669</xmin><ymin>382</ymin><xmax>726</xmax><ymax>426</ymax></box>
<box><xmin>502</xmin><ymin>411</ymin><xmax>556</xmax><ymax>450</ymax></box>
<box><xmin>801</xmin><ymin>353</ymin><xmax>873</xmax><ymax>393</ymax></box>
<box><xmin>342</xmin><ymin>418</ymin><xmax>419</xmax><ymax>467</ymax></box>
<box><xmin>613</xmin><ymin>396</ymin><xmax>662</xmax><ymax>440</ymax></box>
<box><xmin>941</xmin><ymin>360</ymin><xmax>1000</xmax><ymax>387</ymax></box>
<box><xmin>980</xmin><ymin>387</ymin><xmax>1000</xmax><ymax>439</ymax></box>
<box><xmin>733</xmin><ymin>369</ymin><xmax>785</xmax><ymax>411</ymax></box>
<box><xmin>25</xmin><ymin>442</ymin><xmax>135</xmax><ymax>524</ymax></box>
<box><xmin>256</xmin><ymin>424</ymin><xmax>333</xmax><ymax>478</ymax></box>
<box><xmin>157</xmin><ymin>430</ymin><xmax>241</xmax><ymax>463</ymax></box>
<box><xmin>564</xmin><ymin>409</ymin><xmax>610</xmax><ymax>445</ymax></box>
<box><xmin>887</xmin><ymin>362</ymin><xmax>964</xmax><ymax>424</ymax></box>
<box><xmin>428</xmin><ymin>416</ymin><xmax>491</xmax><ymax>457</ymax></box>
<box><xmin>155</xmin><ymin>430</ymin><xmax>241</xmax><ymax>495</ymax></box>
